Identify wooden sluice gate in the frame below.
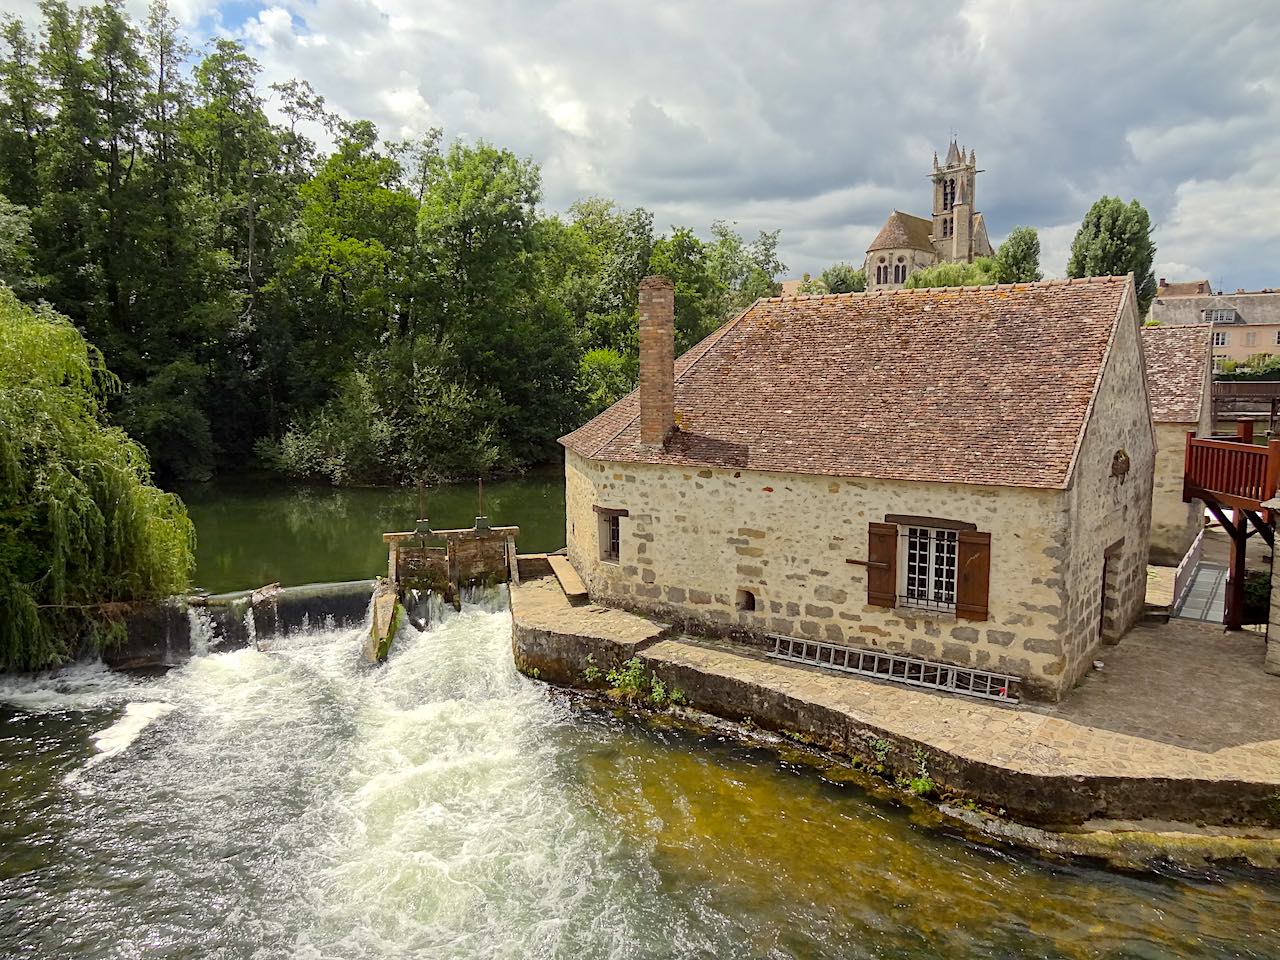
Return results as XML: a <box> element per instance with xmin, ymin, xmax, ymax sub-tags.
<box><xmin>366</xmin><ymin>504</ymin><xmax>520</xmax><ymax>663</ymax></box>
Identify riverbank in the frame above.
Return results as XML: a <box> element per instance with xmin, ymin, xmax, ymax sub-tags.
<box><xmin>511</xmin><ymin>575</ymin><xmax>1280</xmax><ymax>870</ymax></box>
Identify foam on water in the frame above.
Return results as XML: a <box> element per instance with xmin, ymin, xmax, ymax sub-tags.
<box><xmin>4</xmin><ymin>588</ymin><xmax>1279</xmax><ymax>960</ymax></box>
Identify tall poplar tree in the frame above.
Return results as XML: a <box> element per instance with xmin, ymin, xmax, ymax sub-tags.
<box><xmin>1067</xmin><ymin>197</ymin><xmax>1157</xmax><ymax>314</ymax></box>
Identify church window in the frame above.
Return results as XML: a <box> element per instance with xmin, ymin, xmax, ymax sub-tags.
<box><xmin>893</xmin><ymin>261</ymin><xmax>907</xmax><ymax>283</ymax></box>
<box><xmin>942</xmin><ymin>217</ymin><xmax>952</xmax><ymax>238</ymax></box>
<box><xmin>942</xmin><ymin>178</ymin><xmax>956</xmax><ymax>211</ymax></box>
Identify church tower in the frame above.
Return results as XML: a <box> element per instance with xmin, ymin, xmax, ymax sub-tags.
<box><xmin>931</xmin><ymin>141</ymin><xmax>980</xmax><ymax>263</ymax></box>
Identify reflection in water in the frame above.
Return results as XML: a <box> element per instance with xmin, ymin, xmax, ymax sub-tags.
<box><xmin>177</xmin><ymin>468</ymin><xmax>567</xmax><ymax>593</ymax></box>
<box><xmin>1</xmin><ymin>603</ymin><xmax>1277</xmax><ymax>959</ymax></box>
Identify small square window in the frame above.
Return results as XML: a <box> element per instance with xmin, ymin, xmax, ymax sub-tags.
<box><xmin>1212</xmin><ymin>330</ymin><xmax>1229</xmax><ymax>347</ymax></box>
<box><xmin>599</xmin><ymin>513</ymin><xmax>620</xmax><ymax>562</ymax></box>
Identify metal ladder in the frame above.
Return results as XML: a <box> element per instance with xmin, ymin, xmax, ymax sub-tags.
<box><xmin>767</xmin><ymin>634</ymin><xmax>1019</xmax><ymax>704</ymax></box>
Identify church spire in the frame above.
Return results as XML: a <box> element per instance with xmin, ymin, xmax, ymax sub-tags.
<box><xmin>944</xmin><ymin>139</ymin><xmax>962</xmax><ymax>167</ymax></box>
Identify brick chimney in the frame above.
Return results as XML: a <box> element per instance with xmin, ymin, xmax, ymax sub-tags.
<box><xmin>638</xmin><ymin>275</ymin><xmax>675</xmax><ymax>447</ymax></box>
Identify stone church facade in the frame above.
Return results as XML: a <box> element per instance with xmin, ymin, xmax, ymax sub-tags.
<box><xmin>864</xmin><ymin>141</ymin><xmax>994</xmax><ymax>291</ymax></box>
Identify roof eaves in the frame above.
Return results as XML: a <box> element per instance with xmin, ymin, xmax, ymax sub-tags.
<box><xmin>1060</xmin><ymin>275</ymin><xmax>1137</xmax><ymax>491</ymax></box>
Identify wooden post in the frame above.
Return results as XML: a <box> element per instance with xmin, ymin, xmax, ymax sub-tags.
<box><xmin>1226</xmin><ymin>509</ymin><xmax>1246</xmax><ymax>631</ymax></box>
<box><xmin>1237</xmin><ymin>418</ymin><xmax>1255</xmax><ymax>443</ymax></box>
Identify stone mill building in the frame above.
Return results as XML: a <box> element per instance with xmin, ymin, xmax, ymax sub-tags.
<box><xmin>559</xmin><ymin>274</ymin><xmax>1155</xmax><ymax>701</ymax></box>
<box><xmin>864</xmin><ymin>140</ymin><xmax>994</xmax><ymax>291</ymax></box>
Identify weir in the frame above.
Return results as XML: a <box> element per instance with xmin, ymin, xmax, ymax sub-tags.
<box><xmin>369</xmin><ymin>486</ymin><xmax>520</xmax><ymax>663</ymax></box>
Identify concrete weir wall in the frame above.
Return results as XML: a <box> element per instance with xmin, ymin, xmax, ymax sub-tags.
<box><xmin>102</xmin><ymin>580</ymin><xmax>376</xmax><ymax>670</ymax></box>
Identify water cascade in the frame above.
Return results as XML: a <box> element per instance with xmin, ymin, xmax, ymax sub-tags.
<box><xmin>2</xmin><ymin>596</ymin><xmax>1278</xmax><ymax>959</ymax></box>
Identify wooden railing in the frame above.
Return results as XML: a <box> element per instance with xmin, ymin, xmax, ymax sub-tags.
<box><xmin>1183</xmin><ymin>433</ymin><xmax>1280</xmax><ymax>510</ymax></box>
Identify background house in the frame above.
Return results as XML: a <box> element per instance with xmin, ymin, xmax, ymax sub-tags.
<box><xmin>1151</xmin><ymin>282</ymin><xmax>1280</xmax><ymax>371</ymax></box>
<box><xmin>1141</xmin><ymin>324</ymin><xmax>1213</xmax><ymax>564</ymax></box>
<box><xmin>561</xmin><ymin>275</ymin><xmax>1154</xmax><ymax>701</ymax></box>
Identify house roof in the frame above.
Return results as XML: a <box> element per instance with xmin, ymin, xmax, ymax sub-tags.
<box><xmin>561</xmin><ymin>276</ymin><xmax>1136</xmax><ymax>490</ymax></box>
<box><xmin>1156</xmin><ymin>280</ymin><xmax>1213</xmax><ymax>298</ymax></box>
<box><xmin>1141</xmin><ymin>324</ymin><xmax>1211</xmax><ymax>423</ymax></box>
<box><xmin>866</xmin><ymin>211</ymin><xmax>935</xmax><ymax>253</ymax></box>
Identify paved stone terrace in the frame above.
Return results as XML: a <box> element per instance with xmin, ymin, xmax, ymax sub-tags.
<box><xmin>512</xmin><ymin>577</ymin><xmax>1280</xmax><ymax>817</ymax></box>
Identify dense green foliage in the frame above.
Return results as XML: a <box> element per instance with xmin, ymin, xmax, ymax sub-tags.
<box><xmin>904</xmin><ymin>257</ymin><xmax>1000</xmax><ymax>289</ymax></box>
<box><xmin>797</xmin><ymin>263</ymin><xmax>866</xmax><ymax>294</ymax></box>
<box><xmin>0</xmin><ymin>285</ymin><xmax>194</xmax><ymax>670</ymax></box>
<box><xmin>0</xmin><ymin>1</ymin><xmax>786</xmax><ymax>485</ymax></box>
<box><xmin>993</xmin><ymin>226</ymin><xmax>1042</xmax><ymax>283</ymax></box>
<box><xmin>1067</xmin><ymin>197</ymin><xmax>1157</xmax><ymax>314</ymax></box>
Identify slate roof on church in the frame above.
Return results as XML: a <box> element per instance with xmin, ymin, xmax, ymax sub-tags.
<box><xmin>1141</xmin><ymin>324</ymin><xmax>1211</xmax><ymax>424</ymax></box>
<box><xmin>561</xmin><ymin>276</ymin><xmax>1136</xmax><ymax>490</ymax></box>
<box><xmin>866</xmin><ymin>210</ymin><xmax>935</xmax><ymax>253</ymax></box>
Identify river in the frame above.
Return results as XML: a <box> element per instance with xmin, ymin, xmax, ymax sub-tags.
<box><xmin>2</xmin><ymin>479</ymin><xmax>1279</xmax><ymax>958</ymax></box>
<box><xmin>177</xmin><ymin>471</ymin><xmax>567</xmax><ymax>594</ymax></box>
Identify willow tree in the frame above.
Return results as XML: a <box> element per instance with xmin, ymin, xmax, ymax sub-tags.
<box><xmin>0</xmin><ymin>285</ymin><xmax>194</xmax><ymax>670</ymax></box>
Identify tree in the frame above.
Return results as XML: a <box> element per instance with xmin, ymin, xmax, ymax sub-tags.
<box><xmin>0</xmin><ymin>16</ymin><xmax>43</xmax><ymax>208</ymax></box>
<box><xmin>0</xmin><ymin>286</ymin><xmax>194</xmax><ymax>670</ymax></box>
<box><xmin>993</xmin><ymin>226</ymin><xmax>1042</xmax><ymax>283</ymax></box>
<box><xmin>0</xmin><ymin>194</ymin><xmax>38</xmax><ymax>294</ymax></box>
<box><xmin>578</xmin><ymin>347</ymin><xmax>634</xmax><ymax>415</ymax></box>
<box><xmin>821</xmin><ymin>263</ymin><xmax>865</xmax><ymax>293</ymax></box>
<box><xmin>904</xmin><ymin>257</ymin><xmax>999</xmax><ymax>289</ymax></box>
<box><xmin>707</xmin><ymin>220</ymin><xmax>785</xmax><ymax>316</ymax></box>
<box><xmin>649</xmin><ymin>227</ymin><xmax>725</xmax><ymax>353</ymax></box>
<box><xmin>1067</xmin><ymin>197</ymin><xmax>1157</xmax><ymax>313</ymax></box>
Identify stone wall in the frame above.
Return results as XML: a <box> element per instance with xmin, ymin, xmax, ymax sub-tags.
<box><xmin>1268</xmin><ymin>562</ymin><xmax>1280</xmax><ymax>677</ymax></box>
<box><xmin>566</xmin><ymin>449</ymin><xmax>1082</xmax><ymax>699</ymax></box>
<box><xmin>1149</xmin><ymin>420</ymin><xmax>1201</xmax><ymax>565</ymax></box>
<box><xmin>864</xmin><ymin>246</ymin><xmax>935</xmax><ymax>291</ymax></box>
<box><xmin>1058</xmin><ymin>291</ymin><xmax>1156</xmax><ymax>688</ymax></box>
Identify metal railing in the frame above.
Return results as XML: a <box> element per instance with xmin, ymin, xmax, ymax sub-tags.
<box><xmin>767</xmin><ymin>634</ymin><xmax>1019</xmax><ymax>704</ymax></box>
<box><xmin>1171</xmin><ymin>526</ymin><xmax>1205</xmax><ymax>615</ymax></box>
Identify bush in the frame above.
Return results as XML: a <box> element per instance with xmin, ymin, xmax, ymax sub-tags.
<box><xmin>0</xmin><ymin>287</ymin><xmax>195</xmax><ymax>670</ymax></box>
<box><xmin>1244</xmin><ymin>569</ymin><xmax>1271</xmax><ymax>624</ymax></box>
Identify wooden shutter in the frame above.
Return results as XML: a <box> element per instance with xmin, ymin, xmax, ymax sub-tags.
<box><xmin>956</xmin><ymin>530</ymin><xmax>991</xmax><ymax>621</ymax></box>
<box><xmin>866</xmin><ymin>522</ymin><xmax>898</xmax><ymax>608</ymax></box>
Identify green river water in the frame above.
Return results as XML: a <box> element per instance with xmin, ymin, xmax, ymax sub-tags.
<box><xmin>2</xmin><ymin>476</ymin><xmax>1278</xmax><ymax>958</ymax></box>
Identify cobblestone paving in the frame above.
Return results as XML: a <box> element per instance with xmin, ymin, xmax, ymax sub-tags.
<box><xmin>513</xmin><ymin>577</ymin><xmax>1280</xmax><ymax>786</ymax></box>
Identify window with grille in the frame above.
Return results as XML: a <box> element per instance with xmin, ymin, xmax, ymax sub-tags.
<box><xmin>1207</xmin><ymin>308</ymin><xmax>1238</xmax><ymax>323</ymax></box>
<box><xmin>902</xmin><ymin>526</ymin><xmax>959</xmax><ymax>611</ymax></box>
<box><xmin>1274</xmin><ymin>330</ymin><xmax>1280</xmax><ymax>346</ymax></box>
<box><xmin>1213</xmin><ymin>330</ymin><xmax>1229</xmax><ymax>347</ymax></box>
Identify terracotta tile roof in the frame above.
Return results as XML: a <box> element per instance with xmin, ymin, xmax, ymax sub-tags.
<box><xmin>1141</xmin><ymin>324</ymin><xmax>1211</xmax><ymax>423</ymax></box>
<box><xmin>866</xmin><ymin>210</ymin><xmax>935</xmax><ymax>253</ymax></box>
<box><xmin>561</xmin><ymin>277</ymin><xmax>1135</xmax><ymax>490</ymax></box>
<box><xmin>1156</xmin><ymin>279</ymin><xmax>1213</xmax><ymax>298</ymax></box>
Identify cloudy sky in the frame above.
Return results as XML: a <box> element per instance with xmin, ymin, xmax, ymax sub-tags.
<box><xmin>12</xmin><ymin>0</ymin><xmax>1280</xmax><ymax>287</ymax></box>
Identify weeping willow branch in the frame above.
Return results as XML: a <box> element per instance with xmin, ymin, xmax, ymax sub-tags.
<box><xmin>0</xmin><ymin>286</ymin><xmax>195</xmax><ymax>670</ymax></box>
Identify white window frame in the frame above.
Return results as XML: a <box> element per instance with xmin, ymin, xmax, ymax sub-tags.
<box><xmin>1207</xmin><ymin>308</ymin><xmax>1237</xmax><ymax>323</ymax></box>
<box><xmin>899</xmin><ymin>526</ymin><xmax>959</xmax><ymax>612</ymax></box>
<box><xmin>1213</xmin><ymin>330</ymin><xmax>1229</xmax><ymax>347</ymax></box>
<box><xmin>1213</xmin><ymin>355</ymin><xmax>1229</xmax><ymax>373</ymax></box>
<box><xmin>598</xmin><ymin>512</ymin><xmax>621</xmax><ymax>563</ymax></box>
<box><xmin>1273</xmin><ymin>330</ymin><xmax>1280</xmax><ymax>346</ymax></box>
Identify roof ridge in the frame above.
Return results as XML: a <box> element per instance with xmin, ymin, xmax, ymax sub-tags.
<box><xmin>767</xmin><ymin>275</ymin><xmax>1132</xmax><ymax>303</ymax></box>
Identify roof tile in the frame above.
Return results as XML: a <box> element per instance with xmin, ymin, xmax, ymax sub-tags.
<box><xmin>562</xmin><ymin>277</ymin><xmax>1134</xmax><ymax>489</ymax></box>
<box><xmin>1141</xmin><ymin>324</ymin><xmax>1211</xmax><ymax>423</ymax></box>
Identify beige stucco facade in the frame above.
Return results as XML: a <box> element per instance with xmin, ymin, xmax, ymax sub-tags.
<box><xmin>1149</xmin><ymin>421</ymin><xmax>1203</xmax><ymax>565</ymax></box>
<box><xmin>565</xmin><ymin>294</ymin><xmax>1154</xmax><ymax>701</ymax></box>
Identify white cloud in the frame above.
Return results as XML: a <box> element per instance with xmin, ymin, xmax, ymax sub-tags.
<box><xmin>9</xmin><ymin>0</ymin><xmax>1280</xmax><ymax>286</ymax></box>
